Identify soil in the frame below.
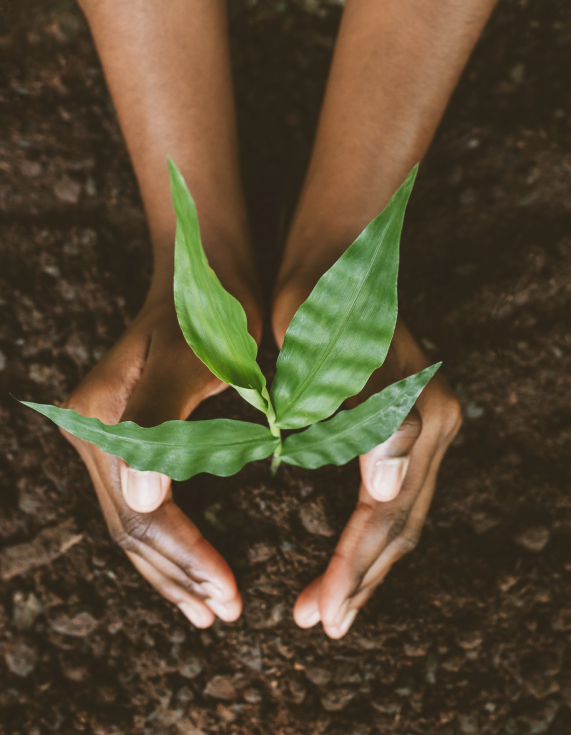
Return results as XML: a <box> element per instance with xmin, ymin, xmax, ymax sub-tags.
<box><xmin>0</xmin><ymin>1</ymin><xmax>570</xmax><ymax>734</ymax></box>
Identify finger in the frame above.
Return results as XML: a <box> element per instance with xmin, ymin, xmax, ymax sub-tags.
<box><xmin>125</xmin><ymin>507</ymin><xmax>243</xmax><ymax>622</ymax></box>
<box><xmin>358</xmin><ymin>441</ymin><xmax>447</xmax><ymax>594</ymax></box>
<box><xmin>70</xmin><ymin>439</ymin><xmax>242</xmax><ymax>620</ymax></box>
<box><xmin>319</xmin><ymin>429</ymin><xmax>451</xmax><ymax>638</ymax></box>
<box><xmin>120</xmin><ymin>462</ymin><xmax>171</xmax><ymax>513</ymax></box>
<box><xmin>315</xmin><ymin>405</ymin><xmax>441</xmax><ymax>638</ymax></box>
<box><xmin>317</xmin><ymin>500</ymin><xmax>395</xmax><ymax>638</ymax></box>
<box><xmin>293</xmin><ymin>576</ymin><xmax>323</xmax><ymax>628</ymax></box>
<box><xmin>360</xmin><ymin>408</ymin><xmax>421</xmax><ymax>502</ymax></box>
<box><xmin>134</xmin><ymin>494</ymin><xmax>241</xmax><ymax>604</ymax></box>
<box><xmin>126</xmin><ymin>550</ymin><xmax>215</xmax><ymax>628</ymax></box>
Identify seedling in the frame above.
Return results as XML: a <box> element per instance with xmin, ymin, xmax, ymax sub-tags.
<box><xmin>23</xmin><ymin>159</ymin><xmax>440</xmax><ymax>480</ymax></box>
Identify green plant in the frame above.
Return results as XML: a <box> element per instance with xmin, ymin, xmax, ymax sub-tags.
<box><xmin>22</xmin><ymin>159</ymin><xmax>440</xmax><ymax>480</ymax></box>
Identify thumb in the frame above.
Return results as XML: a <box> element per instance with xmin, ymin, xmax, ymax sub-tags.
<box><xmin>120</xmin><ymin>462</ymin><xmax>171</xmax><ymax>514</ymax></box>
<box><xmin>118</xmin><ymin>325</ymin><xmax>221</xmax><ymax>514</ymax></box>
<box><xmin>360</xmin><ymin>408</ymin><xmax>422</xmax><ymax>502</ymax></box>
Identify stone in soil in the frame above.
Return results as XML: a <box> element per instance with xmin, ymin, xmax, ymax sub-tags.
<box><xmin>49</xmin><ymin>611</ymin><xmax>99</xmax><ymax>637</ymax></box>
<box><xmin>305</xmin><ymin>666</ymin><xmax>332</xmax><ymax>687</ymax></box>
<box><xmin>203</xmin><ymin>675</ymin><xmax>236</xmax><ymax>701</ymax></box>
<box><xmin>243</xmin><ymin>688</ymin><xmax>263</xmax><ymax>703</ymax></box>
<box><xmin>54</xmin><ymin>175</ymin><xmax>82</xmax><ymax>204</ymax></box>
<box><xmin>299</xmin><ymin>499</ymin><xmax>334</xmax><ymax>537</ymax></box>
<box><xmin>12</xmin><ymin>591</ymin><xmax>43</xmax><ymax>630</ymax></box>
<box><xmin>0</xmin><ymin>518</ymin><xmax>83</xmax><ymax>581</ymax></box>
<box><xmin>237</xmin><ymin>643</ymin><xmax>263</xmax><ymax>672</ymax></box>
<box><xmin>178</xmin><ymin>656</ymin><xmax>204</xmax><ymax>679</ymax></box>
<box><xmin>514</xmin><ymin>526</ymin><xmax>551</xmax><ymax>552</ymax></box>
<box><xmin>458</xmin><ymin>714</ymin><xmax>479</xmax><ymax>733</ymax></box>
<box><xmin>320</xmin><ymin>688</ymin><xmax>357</xmax><ymax>712</ymax></box>
<box><xmin>4</xmin><ymin>641</ymin><xmax>38</xmax><ymax>677</ymax></box>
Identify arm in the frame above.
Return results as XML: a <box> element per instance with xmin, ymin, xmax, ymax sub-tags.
<box><xmin>64</xmin><ymin>0</ymin><xmax>261</xmax><ymax>627</ymax></box>
<box><xmin>273</xmin><ymin>0</ymin><xmax>497</xmax><ymax>638</ymax></box>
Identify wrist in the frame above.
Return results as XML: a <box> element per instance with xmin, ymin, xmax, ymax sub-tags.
<box><xmin>279</xmin><ymin>152</ymin><xmax>419</xmax><ymax>291</ymax></box>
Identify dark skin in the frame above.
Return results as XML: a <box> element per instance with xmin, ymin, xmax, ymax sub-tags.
<box><xmin>65</xmin><ymin>0</ymin><xmax>497</xmax><ymax>636</ymax></box>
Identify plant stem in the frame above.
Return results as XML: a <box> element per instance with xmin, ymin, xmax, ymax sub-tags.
<box><xmin>271</xmin><ymin>440</ymin><xmax>282</xmax><ymax>475</ymax></box>
<box><xmin>268</xmin><ymin>417</ymin><xmax>282</xmax><ymax>475</ymax></box>
<box><xmin>264</xmin><ymin>391</ymin><xmax>282</xmax><ymax>473</ymax></box>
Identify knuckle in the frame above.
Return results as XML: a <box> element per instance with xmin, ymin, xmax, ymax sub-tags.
<box><xmin>441</xmin><ymin>394</ymin><xmax>463</xmax><ymax>440</ymax></box>
<box><xmin>120</xmin><ymin>513</ymin><xmax>154</xmax><ymax>545</ymax></box>
<box><xmin>354</xmin><ymin>500</ymin><xmax>385</xmax><ymax>530</ymax></box>
<box><xmin>399</xmin><ymin>407</ymin><xmax>423</xmax><ymax>438</ymax></box>
<box><xmin>397</xmin><ymin>531</ymin><xmax>421</xmax><ymax>555</ymax></box>
<box><xmin>109</xmin><ymin>526</ymin><xmax>136</xmax><ymax>552</ymax></box>
<box><xmin>424</xmin><ymin>391</ymin><xmax>463</xmax><ymax>444</ymax></box>
<box><xmin>355</xmin><ymin>499</ymin><xmax>377</xmax><ymax>518</ymax></box>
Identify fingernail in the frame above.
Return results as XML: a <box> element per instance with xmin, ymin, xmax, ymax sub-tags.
<box><xmin>121</xmin><ymin>466</ymin><xmax>168</xmax><ymax>511</ymax></box>
<box><xmin>337</xmin><ymin>608</ymin><xmax>358</xmax><ymax>637</ymax></box>
<box><xmin>301</xmin><ymin>608</ymin><xmax>321</xmax><ymax>628</ymax></box>
<box><xmin>204</xmin><ymin>598</ymin><xmax>229</xmax><ymax>619</ymax></box>
<box><xmin>372</xmin><ymin>457</ymin><xmax>409</xmax><ymax>502</ymax></box>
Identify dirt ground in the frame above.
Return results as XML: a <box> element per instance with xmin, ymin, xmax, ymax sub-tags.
<box><xmin>0</xmin><ymin>1</ymin><xmax>570</xmax><ymax>733</ymax></box>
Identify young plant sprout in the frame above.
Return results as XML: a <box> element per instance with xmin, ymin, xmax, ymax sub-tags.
<box><xmin>22</xmin><ymin>159</ymin><xmax>440</xmax><ymax>480</ymax></box>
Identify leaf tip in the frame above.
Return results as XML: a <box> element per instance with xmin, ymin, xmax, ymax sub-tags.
<box><xmin>401</xmin><ymin>162</ymin><xmax>419</xmax><ymax>196</ymax></box>
<box><xmin>166</xmin><ymin>154</ymin><xmax>177</xmax><ymax>179</ymax></box>
<box><xmin>18</xmin><ymin>398</ymin><xmax>35</xmax><ymax>409</ymax></box>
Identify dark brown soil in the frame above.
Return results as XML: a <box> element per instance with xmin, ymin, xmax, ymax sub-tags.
<box><xmin>1</xmin><ymin>1</ymin><xmax>570</xmax><ymax>734</ymax></box>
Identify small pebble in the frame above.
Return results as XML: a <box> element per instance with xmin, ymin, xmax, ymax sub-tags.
<box><xmin>514</xmin><ymin>526</ymin><xmax>551</xmax><ymax>552</ymax></box>
<box><xmin>54</xmin><ymin>175</ymin><xmax>82</xmax><ymax>204</ymax></box>
<box><xmin>64</xmin><ymin>334</ymin><xmax>90</xmax><ymax>366</ymax></box>
<box><xmin>20</xmin><ymin>160</ymin><xmax>42</xmax><ymax>178</ymax></box>
<box><xmin>305</xmin><ymin>666</ymin><xmax>333</xmax><ymax>687</ymax></box>
<box><xmin>465</xmin><ymin>402</ymin><xmax>484</xmax><ymax>419</ymax></box>
<box><xmin>216</xmin><ymin>703</ymin><xmax>236</xmax><ymax>723</ymax></box>
<box><xmin>178</xmin><ymin>657</ymin><xmax>203</xmax><ymax>679</ymax></box>
<box><xmin>12</xmin><ymin>591</ymin><xmax>43</xmax><ymax>630</ymax></box>
<box><xmin>203</xmin><ymin>675</ymin><xmax>236</xmax><ymax>701</ymax></box>
<box><xmin>320</xmin><ymin>688</ymin><xmax>357</xmax><ymax>712</ymax></box>
<box><xmin>243</xmin><ymin>688</ymin><xmax>263</xmax><ymax>704</ymax></box>
<box><xmin>248</xmin><ymin>542</ymin><xmax>275</xmax><ymax>564</ymax></box>
<box><xmin>175</xmin><ymin>686</ymin><xmax>195</xmax><ymax>704</ymax></box>
<box><xmin>459</xmin><ymin>714</ymin><xmax>478</xmax><ymax>734</ymax></box>
<box><xmin>237</xmin><ymin>644</ymin><xmax>262</xmax><ymax>672</ymax></box>
<box><xmin>5</xmin><ymin>641</ymin><xmax>37</xmax><ymax>677</ymax></box>
<box><xmin>299</xmin><ymin>500</ymin><xmax>334</xmax><ymax>537</ymax></box>
<box><xmin>50</xmin><ymin>611</ymin><xmax>98</xmax><ymax>638</ymax></box>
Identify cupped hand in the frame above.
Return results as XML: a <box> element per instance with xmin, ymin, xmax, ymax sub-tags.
<box><xmin>293</xmin><ymin>318</ymin><xmax>462</xmax><ymax>638</ymax></box>
<box><xmin>61</xmin><ymin>288</ymin><xmax>250</xmax><ymax>627</ymax></box>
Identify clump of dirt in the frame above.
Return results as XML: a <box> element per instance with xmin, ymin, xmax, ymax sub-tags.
<box><xmin>0</xmin><ymin>1</ymin><xmax>570</xmax><ymax>734</ymax></box>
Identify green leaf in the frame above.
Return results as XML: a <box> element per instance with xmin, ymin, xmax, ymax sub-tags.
<box><xmin>168</xmin><ymin>157</ymin><xmax>269</xmax><ymax>413</ymax></box>
<box><xmin>271</xmin><ymin>166</ymin><xmax>417</xmax><ymax>429</ymax></box>
<box><xmin>23</xmin><ymin>402</ymin><xmax>279</xmax><ymax>481</ymax></box>
<box><xmin>280</xmin><ymin>363</ymin><xmax>439</xmax><ymax>469</ymax></box>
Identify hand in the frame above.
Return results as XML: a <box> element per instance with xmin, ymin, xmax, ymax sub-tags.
<box><xmin>61</xmin><ymin>288</ymin><xmax>247</xmax><ymax>628</ymax></box>
<box><xmin>293</xmin><ymin>318</ymin><xmax>462</xmax><ymax>638</ymax></box>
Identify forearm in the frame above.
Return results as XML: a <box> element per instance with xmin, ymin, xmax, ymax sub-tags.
<box><xmin>80</xmin><ymin>0</ymin><xmax>251</xmax><ymax>293</ymax></box>
<box><xmin>286</xmin><ymin>0</ymin><xmax>497</xmax><ymax>260</ymax></box>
